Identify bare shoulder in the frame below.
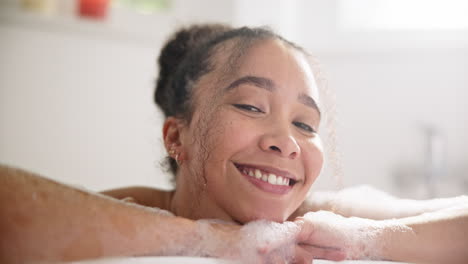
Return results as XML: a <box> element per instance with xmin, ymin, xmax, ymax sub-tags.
<box><xmin>101</xmin><ymin>186</ymin><xmax>174</xmax><ymax>211</ymax></box>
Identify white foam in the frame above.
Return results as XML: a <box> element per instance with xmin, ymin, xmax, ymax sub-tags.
<box><xmin>189</xmin><ymin>219</ymin><xmax>301</xmax><ymax>263</ymax></box>
<box><xmin>301</xmin><ymin>211</ymin><xmax>412</xmax><ymax>260</ymax></box>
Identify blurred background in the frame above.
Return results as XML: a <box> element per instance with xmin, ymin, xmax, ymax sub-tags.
<box><xmin>1</xmin><ymin>0</ymin><xmax>467</xmax><ymax>199</ymax></box>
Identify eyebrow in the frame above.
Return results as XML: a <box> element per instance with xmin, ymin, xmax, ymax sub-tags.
<box><xmin>298</xmin><ymin>93</ymin><xmax>321</xmax><ymax>116</ymax></box>
<box><xmin>224</xmin><ymin>75</ymin><xmax>275</xmax><ymax>92</ymax></box>
<box><xmin>224</xmin><ymin>75</ymin><xmax>321</xmax><ymax>115</ymax></box>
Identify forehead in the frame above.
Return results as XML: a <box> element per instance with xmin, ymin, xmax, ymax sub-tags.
<box><xmin>227</xmin><ymin>39</ymin><xmax>320</xmax><ymax>102</ymax></box>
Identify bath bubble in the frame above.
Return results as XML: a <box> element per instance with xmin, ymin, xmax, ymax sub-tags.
<box><xmin>332</xmin><ymin>185</ymin><xmax>398</xmax><ymax>218</ymax></box>
<box><xmin>171</xmin><ymin>219</ymin><xmax>301</xmax><ymax>263</ymax></box>
<box><xmin>133</xmin><ymin>203</ymin><xmax>405</xmax><ymax>262</ymax></box>
<box><xmin>140</xmin><ymin>205</ymin><xmax>175</xmax><ymax>217</ymax></box>
<box><xmin>236</xmin><ymin>220</ymin><xmax>300</xmax><ymax>263</ymax></box>
<box><xmin>301</xmin><ymin>210</ymin><xmax>412</xmax><ymax>260</ymax></box>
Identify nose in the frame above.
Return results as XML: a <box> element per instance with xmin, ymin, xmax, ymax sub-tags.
<box><xmin>259</xmin><ymin>129</ymin><xmax>300</xmax><ymax>159</ymax></box>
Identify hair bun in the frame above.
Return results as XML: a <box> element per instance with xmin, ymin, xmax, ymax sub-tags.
<box><xmin>155</xmin><ymin>24</ymin><xmax>232</xmax><ymax>117</ymax></box>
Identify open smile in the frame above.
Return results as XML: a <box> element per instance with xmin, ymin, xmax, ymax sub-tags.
<box><xmin>234</xmin><ymin>163</ymin><xmax>298</xmax><ymax>195</ymax></box>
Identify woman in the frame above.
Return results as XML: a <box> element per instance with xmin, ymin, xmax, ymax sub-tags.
<box><xmin>1</xmin><ymin>24</ymin><xmax>467</xmax><ymax>264</ymax></box>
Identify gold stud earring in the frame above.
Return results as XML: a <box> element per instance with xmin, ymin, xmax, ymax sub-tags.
<box><xmin>168</xmin><ymin>143</ymin><xmax>176</xmax><ymax>155</ymax></box>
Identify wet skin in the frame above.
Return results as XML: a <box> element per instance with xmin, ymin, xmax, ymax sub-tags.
<box><xmin>167</xmin><ymin>39</ymin><xmax>324</xmax><ymax>223</ymax></box>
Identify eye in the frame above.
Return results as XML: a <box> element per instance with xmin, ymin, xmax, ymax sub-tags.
<box><xmin>293</xmin><ymin>121</ymin><xmax>316</xmax><ymax>134</ymax></box>
<box><xmin>233</xmin><ymin>104</ymin><xmax>264</xmax><ymax>113</ymax></box>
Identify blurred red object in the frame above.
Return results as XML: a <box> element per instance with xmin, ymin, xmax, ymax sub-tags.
<box><xmin>79</xmin><ymin>0</ymin><xmax>110</xmax><ymax>19</ymax></box>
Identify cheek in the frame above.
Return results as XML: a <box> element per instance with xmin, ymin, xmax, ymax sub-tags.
<box><xmin>302</xmin><ymin>137</ymin><xmax>324</xmax><ymax>185</ymax></box>
<box><xmin>209</xmin><ymin>114</ymin><xmax>258</xmax><ymax>160</ymax></box>
<box><xmin>198</xmin><ymin>112</ymin><xmax>259</xmax><ymax>191</ymax></box>
<box><xmin>192</xmin><ymin>109</ymin><xmax>257</xmax><ymax>167</ymax></box>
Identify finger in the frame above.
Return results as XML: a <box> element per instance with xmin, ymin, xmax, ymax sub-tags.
<box><xmin>294</xmin><ymin>218</ymin><xmax>315</xmax><ymax>242</ymax></box>
<box><xmin>299</xmin><ymin>244</ymin><xmax>346</xmax><ymax>261</ymax></box>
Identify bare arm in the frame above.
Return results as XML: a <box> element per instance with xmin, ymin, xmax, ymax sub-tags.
<box><xmin>381</xmin><ymin>205</ymin><xmax>468</xmax><ymax>264</ymax></box>
<box><xmin>296</xmin><ymin>205</ymin><xmax>468</xmax><ymax>263</ymax></box>
<box><xmin>296</xmin><ymin>185</ymin><xmax>468</xmax><ymax>220</ymax></box>
<box><xmin>0</xmin><ymin>165</ymin><xmax>232</xmax><ymax>263</ymax></box>
<box><xmin>1</xmin><ymin>165</ymin><xmax>344</xmax><ymax>264</ymax></box>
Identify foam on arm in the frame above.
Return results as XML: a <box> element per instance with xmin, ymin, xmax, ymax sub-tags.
<box><xmin>0</xmin><ymin>165</ymin><xmax>234</xmax><ymax>263</ymax></box>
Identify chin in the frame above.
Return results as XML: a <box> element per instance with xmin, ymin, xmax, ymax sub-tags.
<box><xmin>234</xmin><ymin>207</ymin><xmax>291</xmax><ymax>224</ymax></box>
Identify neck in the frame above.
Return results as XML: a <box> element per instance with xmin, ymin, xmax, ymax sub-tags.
<box><xmin>169</xmin><ymin>170</ymin><xmax>234</xmax><ymax>222</ymax></box>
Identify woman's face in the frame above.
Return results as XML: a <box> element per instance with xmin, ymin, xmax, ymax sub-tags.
<box><xmin>180</xmin><ymin>39</ymin><xmax>323</xmax><ymax>223</ymax></box>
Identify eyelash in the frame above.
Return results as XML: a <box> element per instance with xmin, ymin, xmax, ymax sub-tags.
<box><xmin>233</xmin><ymin>104</ymin><xmax>264</xmax><ymax>113</ymax></box>
<box><xmin>293</xmin><ymin>121</ymin><xmax>316</xmax><ymax>134</ymax></box>
<box><xmin>233</xmin><ymin>104</ymin><xmax>316</xmax><ymax>134</ymax></box>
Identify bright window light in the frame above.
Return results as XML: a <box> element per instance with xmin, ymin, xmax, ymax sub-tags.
<box><xmin>338</xmin><ymin>0</ymin><xmax>468</xmax><ymax>30</ymax></box>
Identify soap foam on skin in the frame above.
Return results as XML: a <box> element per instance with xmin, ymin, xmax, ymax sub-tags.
<box><xmin>141</xmin><ymin>210</ymin><xmax>299</xmax><ymax>263</ymax></box>
<box><xmin>121</xmin><ymin>192</ymin><xmax>412</xmax><ymax>262</ymax></box>
<box><xmin>301</xmin><ymin>211</ymin><xmax>413</xmax><ymax>260</ymax></box>
<box><xmin>193</xmin><ymin>219</ymin><xmax>300</xmax><ymax>263</ymax></box>
<box><xmin>139</xmin><ymin>206</ymin><xmax>412</xmax><ymax>262</ymax></box>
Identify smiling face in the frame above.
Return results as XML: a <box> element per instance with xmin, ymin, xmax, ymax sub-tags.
<box><xmin>175</xmin><ymin>39</ymin><xmax>323</xmax><ymax>223</ymax></box>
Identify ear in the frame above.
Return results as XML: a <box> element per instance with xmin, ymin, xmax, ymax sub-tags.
<box><xmin>162</xmin><ymin>117</ymin><xmax>186</xmax><ymax>155</ymax></box>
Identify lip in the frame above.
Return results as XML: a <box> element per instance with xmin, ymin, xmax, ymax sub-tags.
<box><xmin>233</xmin><ymin>162</ymin><xmax>298</xmax><ymax>195</ymax></box>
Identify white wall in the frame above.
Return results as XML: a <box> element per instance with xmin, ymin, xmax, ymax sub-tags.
<box><xmin>0</xmin><ymin>0</ymin><xmax>235</xmax><ymax>191</ymax></box>
<box><xmin>320</xmin><ymin>50</ymin><xmax>468</xmax><ymax>198</ymax></box>
<box><xmin>1</xmin><ymin>0</ymin><xmax>467</xmax><ymax>198</ymax></box>
<box><xmin>0</xmin><ymin>24</ymin><xmax>169</xmax><ymax>191</ymax></box>
<box><xmin>294</xmin><ymin>0</ymin><xmax>468</xmax><ymax>198</ymax></box>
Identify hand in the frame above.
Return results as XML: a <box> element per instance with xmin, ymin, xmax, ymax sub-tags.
<box><xmin>201</xmin><ymin>220</ymin><xmax>314</xmax><ymax>263</ymax></box>
<box><xmin>294</xmin><ymin>211</ymin><xmax>383</xmax><ymax>260</ymax></box>
<box><xmin>205</xmin><ymin>217</ymin><xmax>349</xmax><ymax>264</ymax></box>
<box><xmin>242</xmin><ymin>220</ymin><xmax>314</xmax><ymax>264</ymax></box>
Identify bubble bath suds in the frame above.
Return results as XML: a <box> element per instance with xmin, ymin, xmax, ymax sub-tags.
<box><xmin>151</xmin><ymin>216</ymin><xmax>301</xmax><ymax>263</ymax></box>
<box><xmin>301</xmin><ymin>211</ymin><xmax>413</xmax><ymax>260</ymax></box>
<box><xmin>135</xmin><ymin>204</ymin><xmax>413</xmax><ymax>262</ymax></box>
<box><xmin>194</xmin><ymin>219</ymin><xmax>301</xmax><ymax>263</ymax></box>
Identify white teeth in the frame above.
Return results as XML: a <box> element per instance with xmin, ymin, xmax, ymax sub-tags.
<box><xmin>276</xmin><ymin>176</ymin><xmax>284</xmax><ymax>185</ymax></box>
<box><xmin>267</xmin><ymin>173</ymin><xmax>277</xmax><ymax>184</ymax></box>
<box><xmin>242</xmin><ymin>167</ymin><xmax>291</xmax><ymax>186</ymax></box>
<box><xmin>255</xmin><ymin>169</ymin><xmax>262</xmax><ymax>179</ymax></box>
